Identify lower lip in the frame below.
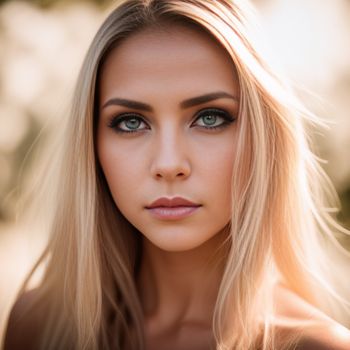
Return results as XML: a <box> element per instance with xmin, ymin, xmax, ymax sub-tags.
<box><xmin>146</xmin><ymin>206</ymin><xmax>201</xmax><ymax>220</ymax></box>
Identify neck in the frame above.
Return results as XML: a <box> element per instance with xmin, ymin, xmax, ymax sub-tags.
<box><xmin>136</xmin><ymin>227</ymin><xmax>230</xmax><ymax>330</ymax></box>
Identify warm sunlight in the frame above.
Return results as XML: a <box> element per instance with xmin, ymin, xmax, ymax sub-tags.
<box><xmin>1</xmin><ymin>0</ymin><xmax>350</xmax><ymax>347</ymax></box>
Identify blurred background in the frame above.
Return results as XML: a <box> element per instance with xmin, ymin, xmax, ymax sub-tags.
<box><xmin>0</xmin><ymin>0</ymin><xmax>350</xmax><ymax>343</ymax></box>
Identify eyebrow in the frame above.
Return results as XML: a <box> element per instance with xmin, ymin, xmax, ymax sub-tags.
<box><xmin>101</xmin><ymin>91</ymin><xmax>238</xmax><ymax>112</ymax></box>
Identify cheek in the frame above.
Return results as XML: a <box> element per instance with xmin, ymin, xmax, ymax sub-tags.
<box><xmin>199</xmin><ymin>140</ymin><xmax>235</xmax><ymax>197</ymax></box>
<box><xmin>193</xmin><ymin>140</ymin><xmax>235</xmax><ymax>231</ymax></box>
<box><xmin>97</xmin><ymin>134</ymin><xmax>144</xmax><ymax>208</ymax></box>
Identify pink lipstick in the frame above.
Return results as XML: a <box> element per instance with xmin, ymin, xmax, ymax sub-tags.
<box><xmin>145</xmin><ymin>196</ymin><xmax>202</xmax><ymax>220</ymax></box>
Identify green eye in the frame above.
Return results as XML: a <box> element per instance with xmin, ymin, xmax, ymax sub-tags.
<box><xmin>194</xmin><ymin>108</ymin><xmax>235</xmax><ymax>130</ymax></box>
<box><xmin>108</xmin><ymin>113</ymin><xmax>148</xmax><ymax>133</ymax></box>
<box><xmin>202</xmin><ymin>114</ymin><xmax>217</xmax><ymax>126</ymax></box>
<box><xmin>108</xmin><ymin>108</ymin><xmax>236</xmax><ymax>134</ymax></box>
<box><xmin>124</xmin><ymin>118</ymin><xmax>142</xmax><ymax>130</ymax></box>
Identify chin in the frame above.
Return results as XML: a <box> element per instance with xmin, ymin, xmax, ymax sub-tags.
<box><xmin>143</xmin><ymin>232</ymin><xmax>212</xmax><ymax>253</ymax></box>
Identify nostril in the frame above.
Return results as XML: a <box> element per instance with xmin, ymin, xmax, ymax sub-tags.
<box><xmin>151</xmin><ymin>160</ymin><xmax>191</xmax><ymax>180</ymax></box>
<box><xmin>156</xmin><ymin>172</ymin><xmax>184</xmax><ymax>178</ymax></box>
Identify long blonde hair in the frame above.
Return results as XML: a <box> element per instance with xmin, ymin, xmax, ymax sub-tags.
<box><xmin>12</xmin><ymin>0</ymin><xmax>350</xmax><ymax>349</ymax></box>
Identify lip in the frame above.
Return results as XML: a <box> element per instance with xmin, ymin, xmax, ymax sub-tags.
<box><xmin>145</xmin><ymin>196</ymin><xmax>202</xmax><ymax>220</ymax></box>
<box><xmin>145</xmin><ymin>196</ymin><xmax>201</xmax><ymax>209</ymax></box>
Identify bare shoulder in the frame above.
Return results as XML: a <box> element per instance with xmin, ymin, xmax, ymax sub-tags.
<box><xmin>273</xmin><ymin>283</ymin><xmax>350</xmax><ymax>350</ymax></box>
<box><xmin>3</xmin><ymin>288</ymin><xmax>46</xmax><ymax>350</ymax></box>
<box><xmin>296</xmin><ymin>328</ymin><xmax>350</xmax><ymax>350</ymax></box>
<box><xmin>294</xmin><ymin>321</ymin><xmax>350</xmax><ymax>350</ymax></box>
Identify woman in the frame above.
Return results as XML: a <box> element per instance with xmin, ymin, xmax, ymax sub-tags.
<box><xmin>3</xmin><ymin>0</ymin><xmax>350</xmax><ymax>349</ymax></box>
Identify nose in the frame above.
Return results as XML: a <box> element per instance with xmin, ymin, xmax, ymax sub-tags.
<box><xmin>150</xmin><ymin>128</ymin><xmax>191</xmax><ymax>181</ymax></box>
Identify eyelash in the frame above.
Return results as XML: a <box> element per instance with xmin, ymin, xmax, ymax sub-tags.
<box><xmin>107</xmin><ymin>108</ymin><xmax>236</xmax><ymax>134</ymax></box>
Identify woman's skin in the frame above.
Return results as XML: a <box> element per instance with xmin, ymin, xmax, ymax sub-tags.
<box><xmin>97</xmin><ymin>23</ymin><xmax>238</xmax><ymax>349</ymax></box>
<box><xmin>3</xmin><ymin>21</ymin><xmax>350</xmax><ymax>350</ymax></box>
<box><xmin>97</xmin><ymin>23</ymin><xmax>350</xmax><ymax>350</ymax></box>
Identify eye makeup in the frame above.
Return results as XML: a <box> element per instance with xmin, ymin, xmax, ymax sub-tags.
<box><xmin>107</xmin><ymin>107</ymin><xmax>236</xmax><ymax>134</ymax></box>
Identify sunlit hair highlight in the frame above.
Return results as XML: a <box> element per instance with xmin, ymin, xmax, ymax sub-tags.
<box><xmin>13</xmin><ymin>0</ymin><xmax>350</xmax><ymax>349</ymax></box>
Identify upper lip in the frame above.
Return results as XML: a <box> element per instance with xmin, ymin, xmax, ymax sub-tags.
<box><xmin>146</xmin><ymin>196</ymin><xmax>201</xmax><ymax>208</ymax></box>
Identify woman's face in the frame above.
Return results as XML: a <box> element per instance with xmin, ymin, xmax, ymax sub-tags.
<box><xmin>97</xmin><ymin>24</ymin><xmax>240</xmax><ymax>252</ymax></box>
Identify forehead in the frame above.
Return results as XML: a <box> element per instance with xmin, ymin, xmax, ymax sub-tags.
<box><xmin>98</xmin><ymin>23</ymin><xmax>239</xmax><ymax>102</ymax></box>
